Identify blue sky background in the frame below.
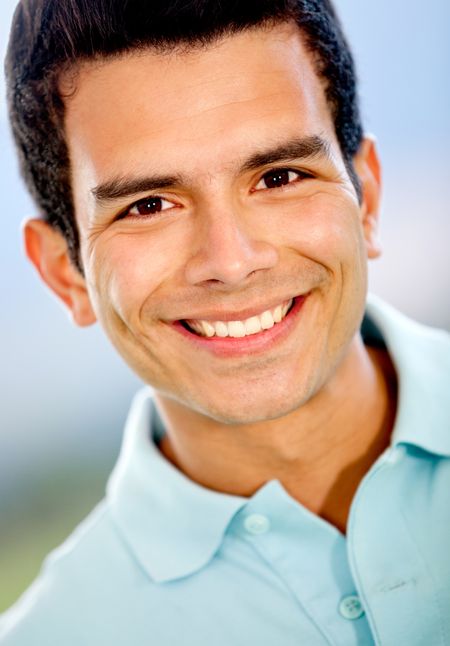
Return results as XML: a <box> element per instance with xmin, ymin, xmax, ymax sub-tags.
<box><xmin>0</xmin><ymin>0</ymin><xmax>449</xmax><ymax>505</ymax></box>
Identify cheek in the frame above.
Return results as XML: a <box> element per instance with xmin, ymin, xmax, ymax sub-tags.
<box><xmin>271</xmin><ymin>193</ymin><xmax>364</xmax><ymax>270</ymax></box>
<box><xmin>83</xmin><ymin>227</ymin><xmax>184</xmax><ymax>323</ymax></box>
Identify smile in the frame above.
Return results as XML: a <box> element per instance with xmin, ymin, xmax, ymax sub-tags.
<box><xmin>183</xmin><ymin>298</ymin><xmax>294</xmax><ymax>338</ymax></box>
<box><xmin>172</xmin><ymin>294</ymin><xmax>307</xmax><ymax>358</ymax></box>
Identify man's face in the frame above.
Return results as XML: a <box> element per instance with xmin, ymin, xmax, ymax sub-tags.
<box><xmin>62</xmin><ymin>22</ymin><xmax>379</xmax><ymax>424</ymax></box>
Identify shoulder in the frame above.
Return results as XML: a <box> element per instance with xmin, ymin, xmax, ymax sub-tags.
<box><xmin>365</xmin><ymin>293</ymin><xmax>450</xmax><ymax>367</ymax></box>
<box><xmin>365</xmin><ymin>294</ymin><xmax>450</xmax><ymax>454</ymax></box>
<box><xmin>0</xmin><ymin>500</ymin><xmax>144</xmax><ymax>645</ymax></box>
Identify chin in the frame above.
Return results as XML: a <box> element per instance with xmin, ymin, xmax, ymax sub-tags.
<box><xmin>194</xmin><ymin>384</ymin><xmax>314</xmax><ymax>426</ymax></box>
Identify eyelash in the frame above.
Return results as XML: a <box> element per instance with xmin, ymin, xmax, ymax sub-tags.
<box><xmin>118</xmin><ymin>166</ymin><xmax>312</xmax><ymax>220</ymax></box>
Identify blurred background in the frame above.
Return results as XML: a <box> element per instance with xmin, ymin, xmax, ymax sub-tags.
<box><xmin>1</xmin><ymin>0</ymin><xmax>449</xmax><ymax>613</ymax></box>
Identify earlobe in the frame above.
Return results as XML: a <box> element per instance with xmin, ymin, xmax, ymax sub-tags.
<box><xmin>353</xmin><ymin>135</ymin><xmax>383</xmax><ymax>260</ymax></box>
<box><xmin>23</xmin><ymin>218</ymin><xmax>97</xmax><ymax>327</ymax></box>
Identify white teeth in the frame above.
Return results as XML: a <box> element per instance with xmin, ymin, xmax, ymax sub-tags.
<box><xmin>260</xmin><ymin>310</ymin><xmax>275</xmax><ymax>330</ymax></box>
<box><xmin>273</xmin><ymin>305</ymin><xmax>282</xmax><ymax>323</ymax></box>
<box><xmin>281</xmin><ymin>301</ymin><xmax>291</xmax><ymax>317</ymax></box>
<box><xmin>227</xmin><ymin>321</ymin><xmax>246</xmax><ymax>337</ymax></box>
<box><xmin>185</xmin><ymin>298</ymin><xmax>294</xmax><ymax>338</ymax></box>
<box><xmin>244</xmin><ymin>316</ymin><xmax>262</xmax><ymax>335</ymax></box>
<box><xmin>202</xmin><ymin>321</ymin><xmax>216</xmax><ymax>337</ymax></box>
<box><xmin>215</xmin><ymin>321</ymin><xmax>229</xmax><ymax>338</ymax></box>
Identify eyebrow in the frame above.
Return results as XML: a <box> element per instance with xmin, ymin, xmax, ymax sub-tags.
<box><xmin>239</xmin><ymin>135</ymin><xmax>331</xmax><ymax>173</ymax></box>
<box><xmin>91</xmin><ymin>135</ymin><xmax>331</xmax><ymax>206</ymax></box>
<box><xmin>92</xmin><ymin>173</ymin><xmax>183</xmax><ymax>205</ymax></box>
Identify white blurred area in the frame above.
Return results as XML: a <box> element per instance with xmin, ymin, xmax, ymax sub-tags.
<box><xmin>0</xmin><ymin>0</ymin><xmax>449</xmax><ymax>487</ymax></box>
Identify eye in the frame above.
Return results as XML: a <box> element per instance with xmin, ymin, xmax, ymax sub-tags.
<box><xmin>121</xmin><ymin>196</ymin><xmax>176</xmax><ymax>219</ymax></box>
<box><xmin>254</xmin><ymin>168</ymin><xmax>310</xmax><ymax>191</ymax></box>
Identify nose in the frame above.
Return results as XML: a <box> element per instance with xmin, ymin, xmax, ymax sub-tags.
<box><xmin>183</xmin><ymin>205</ymin><xmax>279</xmax><ymax>287</ymax></box>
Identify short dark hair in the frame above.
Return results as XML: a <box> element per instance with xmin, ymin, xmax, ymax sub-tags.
<box><xmin>5</xmin><ymin>0</ymin><xmax>363</xmax><ymax>273</ymax></box>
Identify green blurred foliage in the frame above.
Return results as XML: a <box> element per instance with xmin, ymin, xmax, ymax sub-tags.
<box><xmin>0</xmin><ymin>460</ymin><xmax>112</xmax><ymax>613</ymax></box>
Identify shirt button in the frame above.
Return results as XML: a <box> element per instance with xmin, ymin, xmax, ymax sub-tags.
<box><xmin>243</xmin><ymin>513</ymin><xmax>271</xmax><ymax>535</ymax></box>
<box><xmin>338</xmin><ymin>595</ymin><xmax>365</xmax><ymax>620</ymax></box>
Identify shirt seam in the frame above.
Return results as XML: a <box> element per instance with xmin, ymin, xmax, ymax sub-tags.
<box><xmin>398</xmin><ymin>501</ymin><xmax>448</xmax><ymax>645</ymax></box>
<box><xmin>347</xmin><ymin>460</ymin><xmax>387</xmax><ymax>646</ymax></box>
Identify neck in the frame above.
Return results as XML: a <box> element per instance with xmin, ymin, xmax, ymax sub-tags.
<box><xmin>156</xmin><ymin>334</ymin><xmax>397</xmax><ymax>534</ymax></box>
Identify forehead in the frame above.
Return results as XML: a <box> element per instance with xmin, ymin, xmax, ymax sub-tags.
<box><xmin>63</xmin><ymin>22</ymin><xmax>336</xmax><ymax>195</ymax></box>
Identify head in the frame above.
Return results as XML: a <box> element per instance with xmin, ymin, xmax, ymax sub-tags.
<box><xmin>7</xmin><ymin>0</ymin><xmax>363</xmax><ymax>273</ymax></box>
<box><xmin>5</xmin><ymin>0</ymin><xmax>381</xmax><ymax>424</ymax></box>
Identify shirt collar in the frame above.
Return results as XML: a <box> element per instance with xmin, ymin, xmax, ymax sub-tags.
<box><xmin>107</xmin><ymin>388</ymin><xmax>247</xmax><ymax>583</ymax></box>
<box><xmin>364</xmin><ymin>293</ymin><xmax>450</xmax><ymax>457</ymax></box>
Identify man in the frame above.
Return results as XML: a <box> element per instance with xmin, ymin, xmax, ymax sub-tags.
<box><xmin>1</xmin><ymin>0</ymin><xmax>449</xmax><ymax>644</ymax></box>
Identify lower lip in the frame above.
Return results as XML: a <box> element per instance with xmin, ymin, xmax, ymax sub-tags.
<box><xmin>170</xmin><ymin>295</ymin><xmax>307</xmax><ymax>358</ymax></box>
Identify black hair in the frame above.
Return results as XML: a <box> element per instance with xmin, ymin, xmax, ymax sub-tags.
<box><xmin>5</xmin><ymin>0</ymin><xmax>363</xmax><ymax>273</ymax></box>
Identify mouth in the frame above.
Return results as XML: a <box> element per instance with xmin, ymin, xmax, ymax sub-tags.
<box><xmin>180</xmin><ymin>297</ymin><xmax>296</xmax><ymax>338</ymax></box>
<box><xmin>171</xmin><ymin>294</ymin><xmax>307</xmax><ymax>358</ymax></box>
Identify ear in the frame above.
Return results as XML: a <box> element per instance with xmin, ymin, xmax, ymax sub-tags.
<box><xmin>352</xmin><ymin>135</ymin><xmax>382</xmax><ymax>259</ymax></box>
<box><xmin>23</xmin><ymin>218</ymin><xmax>97</xmax><ymax>327</ymax></box>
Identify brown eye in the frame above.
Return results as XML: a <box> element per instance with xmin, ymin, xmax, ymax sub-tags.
<box><xmin>133</xmin><ymin>197</ymin><xmax>163</xmax><ymax>215</ymax></box>
<box><xmin>126</xmin><ymin>196</ymin><xmax>175</xmax><ymax>218</ymax></box>
<box><xmin>255</xmin><ymin>168</ymin><xmax>308</xmax><ymax>191</ymax></box>
<box><xmin>264</xmin><ymin>170</ymin><xmax>292</xmax><ymax>188</ymax></box>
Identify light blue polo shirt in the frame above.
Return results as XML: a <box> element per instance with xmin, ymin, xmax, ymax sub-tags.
<box><xmin>1</xmin><ymin>295</ymin><xmax>450</xmax><ymax>645</ymax></box>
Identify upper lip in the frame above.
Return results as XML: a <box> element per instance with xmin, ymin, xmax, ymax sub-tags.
<box><xmin>176</xmin><ymin>294</ymin><xmax>301</xmax><ymax>323</ymax></box>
